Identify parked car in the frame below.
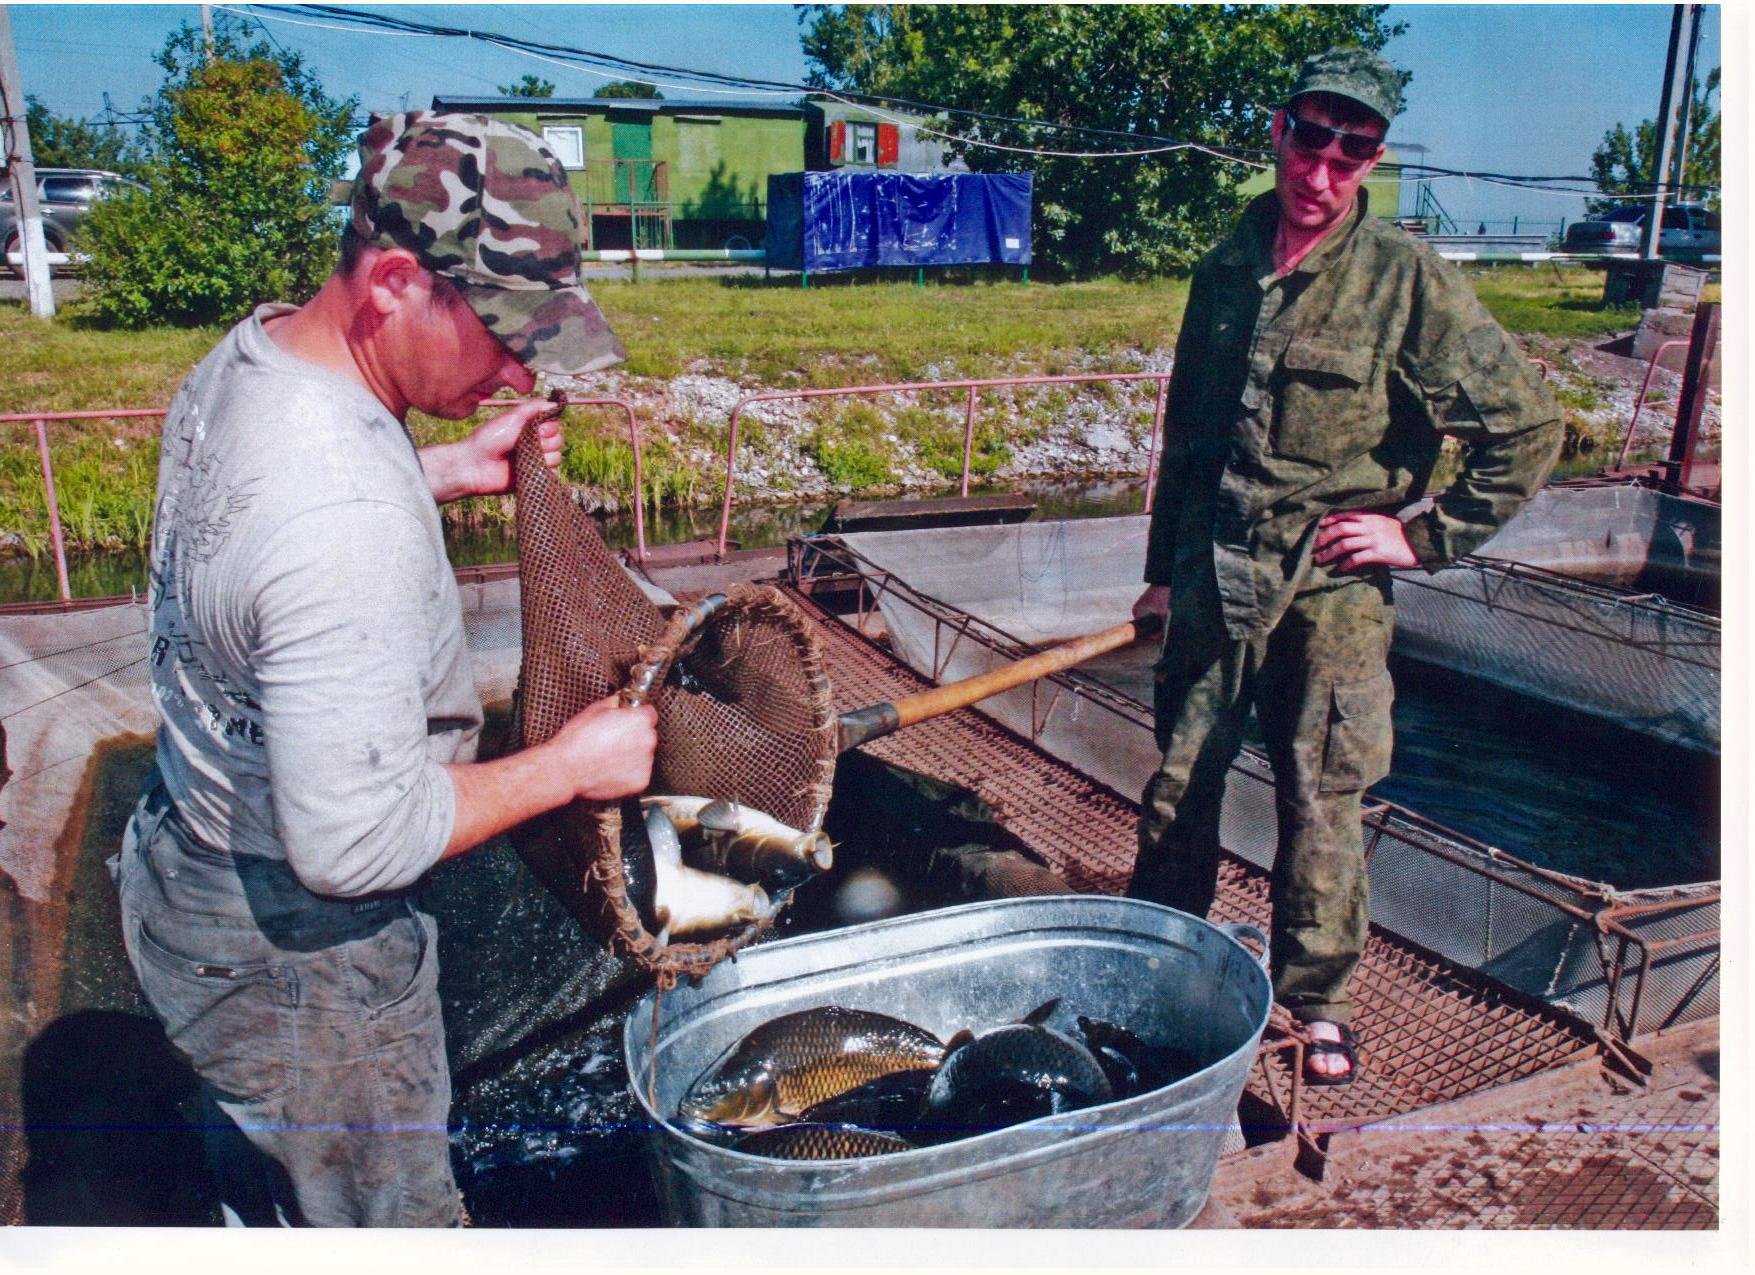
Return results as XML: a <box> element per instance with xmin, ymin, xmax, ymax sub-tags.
<box><xmin>1</xmin><ymin>168</ymin><xmax>145</xmax><ymax>275</ymax></box>
<box><xmin>1562</xmin><ymin>203</ymin><xmax>1720</xmax><ymax>258</ymax></box>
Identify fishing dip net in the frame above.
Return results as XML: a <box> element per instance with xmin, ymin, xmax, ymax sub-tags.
<box><xmin>507</xmin><ymin>422</ymin><xmax>838</xmax><ymax>983</ymax></box>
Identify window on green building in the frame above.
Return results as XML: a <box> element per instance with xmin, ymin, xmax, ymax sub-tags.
<box><xmin>543</xmin><ymin>125</ymin><xmax>584</xmax><ymax>170</ymax></box>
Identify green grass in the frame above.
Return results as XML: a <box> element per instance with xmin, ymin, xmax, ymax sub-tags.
<box><xmin>589</xmin><ymin>274</ymin><xmax>1186</xmax><ymax>384</ymax></box>
<box><xmin>1466</xmin><ymin>265</ymin><xmax>1642</xmax><ymax>340</ymax></box>
<box><xmin>0</xmin><ymin>265</ymin><xmax>1661</xmax><ymax>555</ymax></box>
<box><xmin>1553</xmin><ymin>382</ymin><xmax>1608</xmax><ymax>414</ymax></box>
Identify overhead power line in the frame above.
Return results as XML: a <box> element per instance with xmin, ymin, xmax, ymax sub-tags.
<box><xmin>238</xmin><ymin>4</ymin><xmax>1717</xmax><ymax>196</ymax></box>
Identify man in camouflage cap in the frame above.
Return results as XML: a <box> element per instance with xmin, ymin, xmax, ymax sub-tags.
<box><xmin>116</xmin><ymin>113</ymin><xmax>657</xmax><ymax>1225</ymax></box>
<box><xmin>348</xmin><ymin>110</ymin><xmax>626</xmax><ymax>374</ymax></box>
<box><xmin>1131</xmin><ymin>48</ymin><xmax>1561</xmax><ymax>1084</ymax></box>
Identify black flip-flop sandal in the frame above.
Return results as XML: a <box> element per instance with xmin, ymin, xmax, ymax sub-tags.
<box><xmin>1302</xmin><ymin>1025</ymin><xmax>1359</xmax><ymax>1087</ymax></box>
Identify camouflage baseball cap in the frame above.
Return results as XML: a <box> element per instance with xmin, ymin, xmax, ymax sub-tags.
<box><xmin>350</xmin><ymin>111</ymin><xmax>626</xmax><ymax>374</ymax></box>
<box><xmin>1288</xmin><ymin>46</ymin><xmax>1404</xmax><ymax>125</ymax></box>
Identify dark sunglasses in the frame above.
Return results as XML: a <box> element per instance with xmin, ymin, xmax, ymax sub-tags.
<box><xmin>1284</xmin><ymin>110</ymin><xmax>1383</xmax><ymax>162</ymax></box>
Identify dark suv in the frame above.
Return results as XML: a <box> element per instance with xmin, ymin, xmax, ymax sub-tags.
<box><xmin>1</xmin><ymin>167</ymin><xmax>145</xmax><ymax>274</ymax></box>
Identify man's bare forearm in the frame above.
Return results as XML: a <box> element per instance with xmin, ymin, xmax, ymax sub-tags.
<box><xmin>439</xmin><ymin>744</ymin><xmax>576</xmax><ymax>859</ymax></box>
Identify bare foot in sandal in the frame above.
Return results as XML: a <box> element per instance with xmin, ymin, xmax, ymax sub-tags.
<box><xmin>1304</xmin><ymin>1020</ymin><xmax>1358</xmax><ymax>1086</ymax></box>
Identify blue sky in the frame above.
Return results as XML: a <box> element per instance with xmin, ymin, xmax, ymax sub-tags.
<box><xmin>7</xmin><ymin>3</ymin><xmax>1723</xmax><ymax>231</ymax></box>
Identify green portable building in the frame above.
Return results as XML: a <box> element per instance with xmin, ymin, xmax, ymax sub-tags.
<box><xmin>431</xmin><ymin>96</ymin><xmax>807</xmax><ymax>250</ymax></box>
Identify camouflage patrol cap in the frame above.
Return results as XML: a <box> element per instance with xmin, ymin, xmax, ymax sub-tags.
<box><xmin>1288</xmin><ymin>47</ymin><xmax>1404</xmax><ymax>125</ymax></box>
<box><xmin>350</xmin><ymin>111</ymin><xmax>626</xmax><ymax>374</ymax></box>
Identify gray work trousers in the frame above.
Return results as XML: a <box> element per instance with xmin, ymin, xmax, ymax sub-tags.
<box><xmin>1132</xmin><ymin>582</ymin><xmax>1395</xmax><ymax>1027</ymax></box>
<box><xmin>111</xmin><ymin>771</ymin><xmax>460</xmax><ymax>1227</ymax></box>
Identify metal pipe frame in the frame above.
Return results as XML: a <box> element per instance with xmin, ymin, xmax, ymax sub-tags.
<box><xmin>0</xmin><ymin>395</ymin><xmax>649</xmax><ymax>605</ymax></box>
<box><xmin>0</xmin><ymin>408</ymin><xmax>170</xmax><ymax>605</ymax></box>
<box><xmin>716</xmin><ymin>372</ymin><xmax>1174</xmax><ymax>559</ymax></box>
<box><xmin>1389</xmin><ymin>555</ymin><xmax>1720</xmax><ymax>668</ymax></box>
<box><xmin>1617</xmin><ymin>338</ymin><xmax>1691</xmax><ymax>470</ymax></box>
<box><xmin>1594</xmin><ymin>893</ymin><xmax>1721</xmax><ymax>1040</ymax></box>
<box><xmin>505</xmin><ymin>394</ymin><xmax>648</xmax><ymax>563</ymax></box>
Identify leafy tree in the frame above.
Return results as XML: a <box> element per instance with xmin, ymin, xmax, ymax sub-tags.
<box><xmin>594</xmin><ymin>80</ymin><xmax>662</xmax><ymax>99</ymax></box>
<box><xmin>1588</xmin><ymin>67</ymin><xmax>1719</xmax><ymax>214</ymax></box>
<box><xmin>75</xmin><ymin>17</ymin><xmax>357</xmax><ymax>327</ymax></box>
<box><xmin>499</xmin><ymin>74</ymin><xmax>556</xmax><ymax>97</ymax></box>
<box><xmin>799</xmin><ymin>4</ymin><xmax>1402</xmax><ymax>276</ymax></box>
<box><xmin>23</xmin><ymin>97</ymin><xmax>144</xmax><ymax>174</ymax></box>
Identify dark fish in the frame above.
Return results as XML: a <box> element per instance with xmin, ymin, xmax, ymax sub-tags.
<box><xmin>922</xmin><ymin>1022</ymin><xmax>1113</xmax><ymax>1140</ymax></box>
<box><xmin>1076</xmin><ymin>1016</ymin><xmax>1202</xmax><ymax>1095</ymax></box>
<box><xmin>679</xmin><ymin>1006</ymin><xmax>945</xmax><ymax>1130</ymax></box>
<box><xmin>798</xmin><ymin>1067</ymin><xmax>933</xmax><ymax>1134</ymax></box>
<box><xmin>1088</xmin><ymin>1044</ymin><xmax>1141</xmax><ymax>1100</ymax></box>
<box><xmin>732</xmin><ymin>1123</ymin><xmax>914</xmax><ymax>1161</ymax></box>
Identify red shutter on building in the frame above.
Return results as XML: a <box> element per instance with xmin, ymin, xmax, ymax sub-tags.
<box><xmin>828</xmin><ymin>120</ymin><xmax>846</xmax><ymax>166</ymax></box>
<box><xmin>877</xmin><ymin>122</ymin><xmax>900</xmax><ymax>167</ymax></box>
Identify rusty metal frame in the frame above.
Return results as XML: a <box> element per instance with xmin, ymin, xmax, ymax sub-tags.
<box><xmin>1616</xmin><ymin>338</ymin><xmax>1691</xmax><ymax>470</ymax></box>
<box><xmin>716</xmin><ymin>372</ymin><xmax>1173</xmax><ymax>559</ymax></box>
<box><xmin>797</xmin><ymin>531</ymin><xmax>1720</xmax><ymax>1060</ymax></box>
<box><xmin>1595</xmin><ymin>893</ymin><xmax>1722</xmax><ymax>1041</ymax></box>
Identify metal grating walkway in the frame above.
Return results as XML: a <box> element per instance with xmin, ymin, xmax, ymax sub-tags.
<box><xmin>787</xmin><ymin>586</ymin><xmax>1601</xmax><ymax>1134</ymax></box>
<box><xmin>1216</xmin><ymin>1030</ymin><xmax>1719</xmax><ymax>1228</ymax></box>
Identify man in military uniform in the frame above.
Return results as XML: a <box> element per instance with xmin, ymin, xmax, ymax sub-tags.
<box><xmin>113</xmin><ymin>114</ymin><xmax>658</xmax><ymax>1225</ymax></box>
<box><xmin>1131</xmin><ymin>49</ymin><xmax>1562</xmax><ymax>1084</ymax></box>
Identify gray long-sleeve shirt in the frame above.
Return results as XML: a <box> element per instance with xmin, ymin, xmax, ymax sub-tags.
<box><xmin>148</xmin><ymin>305</ymin><xmax>480</xmax><ymax>897</ymax></box>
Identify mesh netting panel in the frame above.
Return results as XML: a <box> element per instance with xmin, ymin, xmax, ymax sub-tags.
<box><xmin>507</xmin><ymin>427</ymin><xmax>836</xmax><ymax>979</ymax></box>
<box><xmin>1392</xmin><ymin>559</ymin><xmax>1719</xmax><ymax>752</ymax></box>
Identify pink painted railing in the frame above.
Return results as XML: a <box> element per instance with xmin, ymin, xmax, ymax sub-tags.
<box><xmin>1616</xmin><ymin>341</ymin><xmax>1690</xmax><ymax>471</ymax></box>
<box><xmin>506</xmin><ymin>395</ymin><xmax>651</xmax><ymax>564</ymax></box>
<box><xmin>714</xmin><ymin>373</ymin><xmax>1174</xmax><ymax>559</ymax></box>
<box><xmin>0</xmin><ymin>408</ymin><xmax>170</xmax><ymax>604</ymax></box>
<box><xmin>0</xmin><ymin>395</ymin><xmax>649</xmax><ymax>604</ymax></box>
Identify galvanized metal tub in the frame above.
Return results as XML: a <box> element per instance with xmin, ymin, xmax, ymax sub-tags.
<box><xmin>622</xmin><ymin>896</ymin><xmax>1270</xmax><ymax>1228</ymax></box>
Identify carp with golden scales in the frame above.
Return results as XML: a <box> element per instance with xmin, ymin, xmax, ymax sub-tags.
<box><xmin>678</xmin><ymin>1006</ymin><xmax>946</xmax><ymax>1131</ymax></box>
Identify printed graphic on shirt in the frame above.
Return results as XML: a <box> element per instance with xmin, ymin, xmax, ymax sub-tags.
<box><xmin>180</xmin><ymin>458</ymin><xmax>258</xmax><ymax>564</ymax></box>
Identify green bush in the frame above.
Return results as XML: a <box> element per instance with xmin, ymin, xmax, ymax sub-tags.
<box><xmin>808</xmin><ymin>434</ymin><xmax>891</xmax><ymax>489</ymax></box>
<box><xmin>74</xmin><ymin>20</ymin><xmax>355</xmax><ymax>329</ymax></box>
<box><xmin>893</xmin><ymin>402</ymin><xmax>1009</xmax><ymax>479</ymax></box>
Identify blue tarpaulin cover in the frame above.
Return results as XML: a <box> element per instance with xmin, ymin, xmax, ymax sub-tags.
<box><xmin>765</xmin><ymin>172</ymin><xmax>1032</xmax><ymax>272</ymax></box>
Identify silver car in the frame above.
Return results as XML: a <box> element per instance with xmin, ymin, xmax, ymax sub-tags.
<box><xmin>1</xmin><ymin>167</ymin><xmax>145</xmax><ymax>275</ymax></box>
<box><xmin>1562</xmin><ymin>203</ymin><xmax>1721</xmax><ymax>259</ymax></box>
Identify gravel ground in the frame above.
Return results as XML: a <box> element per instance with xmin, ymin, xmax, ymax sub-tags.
<box><xmin>556</xmin><ymin>330</ymin><xmax>1720</xmax><ymax>505</ymax></box>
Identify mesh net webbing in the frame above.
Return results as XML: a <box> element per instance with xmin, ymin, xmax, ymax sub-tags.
<box><xmin>506</xmin><ymin>426</ymin><xmax>838</xmax><ymax>981</ymax></box>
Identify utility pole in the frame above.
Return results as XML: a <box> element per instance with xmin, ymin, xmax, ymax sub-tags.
<box><xmin>1666</xmin><ymin>3</ymin><xmax>1706</xmax><ymax>206</ymax></box>
<box><xmin>201</xmin><ymin>4</ymin><xmax>214</xmax><ymax>61</ymax></box>
<box><xmin>0</xmin><ymin>5</ymin><xmax>55</xmax><ymax>317</ymax></box>
<box><xmin>1639</xmin><ymin>4</ymin><xmax>1697</xmax><ymax>260</ymax></box>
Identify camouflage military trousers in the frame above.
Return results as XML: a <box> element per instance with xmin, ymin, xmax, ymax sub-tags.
<box><xmin>1132</xmin><ymin>581</ymin><xmax>1394</xmax><ymax>1026</ymax></box>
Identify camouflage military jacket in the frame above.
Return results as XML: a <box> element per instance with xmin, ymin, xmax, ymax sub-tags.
<box><xmin>1144</xmin><ymin>191</ymin><xmax>1562</xmax><ymax>641</ymax></box>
